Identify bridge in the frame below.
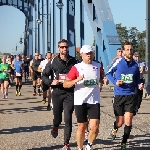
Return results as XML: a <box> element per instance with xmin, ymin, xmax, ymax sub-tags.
<box><xmin>0</xmin><ymin>0</ymin><xmax>121</xmax><ymax>72</ymax></box>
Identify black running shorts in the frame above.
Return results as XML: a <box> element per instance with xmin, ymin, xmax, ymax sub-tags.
<box><xmin>32</xmin><ymin>71</ymin><xmax>41</xmax><ymax>81</ymax></box>
<box><xmin>74</xmin><ymin>103</ymin><xmax>100</xmax><ymax>123</ymax></box>
<box><xmin>0</xmin><ymin>78</ymin><xmax>9</xmax><ymax>83</ymax></box>
<box><xmin>113</xmin><ymin>94</ymin><xmax>136</xmax><ymax>116</ymax></box>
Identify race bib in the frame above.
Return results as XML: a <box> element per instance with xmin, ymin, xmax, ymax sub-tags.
<box><xmin>121</xmin><ymin>74</ymin><xmax>133</xmax><ymax>83</ymax></box>
<box><xmin>16</xmin><ymin>72</ymin><xmax>21</xmax><ymax>76</ymax></box>
<box><xmin>58</xmin><ymin>74</ymin><xmax>66</xmax><ymax>83</ymax></box>
<box><xmin>84</xmin><ymin>79</ymin><xmax>98</xmax><ymax>87</ymax></box>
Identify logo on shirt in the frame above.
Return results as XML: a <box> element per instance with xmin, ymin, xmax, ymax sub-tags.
<box><xmin>93</xmin><ymin>66</ymin><xmax>98</xmax><ymax>71</ymax></box>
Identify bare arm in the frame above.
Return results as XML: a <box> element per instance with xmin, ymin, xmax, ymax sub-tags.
<box><xmin>37</xmin><ymin>66</ymin><xmax>42</xmax><ymax>73</ymax></box>
<box><xmin>63</xmin><ymin>78</ymin><xmax>78</xmax><ymax>88</ymax></box>
<box><xmin>29</xmin><ymin>60</ymin><xmax>33</xmax><ymax>72</ymax></box>
<box><xmin>11</xmin><ymin>61</ymin><xmax>15</xmax><ymax>69</ymax></box>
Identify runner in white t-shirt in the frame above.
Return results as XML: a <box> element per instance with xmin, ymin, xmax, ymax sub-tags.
<box><xmin>63</xmin><ymin>45</ymin><xmax>102</xmax><ymax>150</ymax></box>
<box><xmin>38</xmin><ymin>52</ymin><xmax>53</xmax><ymax>111</ymax></box>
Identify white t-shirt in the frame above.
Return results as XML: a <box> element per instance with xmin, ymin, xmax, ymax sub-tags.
<box><xmin>67</xmin><ymin>61</ymin><xmax>101</xmax><ymax>105</ymax></box>
<box><xmin>39</xmin><ymin>59</ymin><xmax>48</xmax><ymax>72</ymax></box>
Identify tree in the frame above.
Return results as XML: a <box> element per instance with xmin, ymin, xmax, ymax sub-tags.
<box><xmin>116</xmin><ymin>24</ymin><xmax>146</xmax><ymax>60</ymax></box>
<box><xmin>116</xmin><ymin>23</ymin><xmax>129</xmax><ymax>47</ymax></box>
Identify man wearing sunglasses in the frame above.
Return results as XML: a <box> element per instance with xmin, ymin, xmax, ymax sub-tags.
<box><xmin>42</xmin><ymin>39</ymin><xmax>77</xmax><ymax>150</ymax></box>
<box><xmin>30</xmin><ymin>53</ymin><xmax>42</xmax><ymax>96</ymax></box>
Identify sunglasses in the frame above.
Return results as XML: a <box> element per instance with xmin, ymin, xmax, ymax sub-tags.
<box><xmin>59</xmin><ymin>46</ymin><xmax>69</xmax><ymax>49</ymax></box>
<box><xmin>35</xmin><ymin>55</ymin><xmax>39</xmax><ymax>56</ymax></box>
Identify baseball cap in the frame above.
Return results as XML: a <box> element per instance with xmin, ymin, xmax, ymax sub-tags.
<box><xmin>80</xmin><ymin>45</ymin><xmax>94</xmax><ymax>54</ymax></box>
<box><xmin>117</xmin><ymin>48</ymin><xmax>122</xmax><ymax>50</ymax></box>
<box><xmin>16</xmin><ymin>53</ymin><xmax>20</xmax><ymax>56</ymax></box>
<box><xmin>134</xmin><ymin>52</ymin><xmax>139</xmax><ymax>56</ymax></box>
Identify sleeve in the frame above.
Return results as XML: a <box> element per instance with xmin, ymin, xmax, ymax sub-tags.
<box><xmin>105</xmin><ymin>60</ymin><xmax>119</xmax><ymax>85</ymax></box>
<box><xmin>42</xmin><ymin>61</ymin><xmax>54</xmax><ymax>86</ymax></box>
<box><xmin>66</xmin><ymin>66</ymin><xmax>79</xmax><ymax>80</ymax></box>
<box><xmin>144</xmin><ymin>62</ymin><xmax>148</xmax><ymax>71</ymax></box>
<box><xmin>135</xmin><ymin>67</ymin><xmax>141</xmax><ymax>86</ymax></box>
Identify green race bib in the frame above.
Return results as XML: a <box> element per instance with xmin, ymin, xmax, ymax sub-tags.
<box><xmin>121</xmin><ymin>74</ymin><xmax>133</xmax><ymax>83</ymax></box>
<box><xmin>84</xmin><ymin>79</ymin><xmax>98</xmax><ymax>87</ymax></box>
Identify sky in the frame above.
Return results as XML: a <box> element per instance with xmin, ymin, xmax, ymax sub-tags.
<box><xmin>0</xmin><ymin>0</ymin><xmax>146</xmax><ymax>54</ymax></box>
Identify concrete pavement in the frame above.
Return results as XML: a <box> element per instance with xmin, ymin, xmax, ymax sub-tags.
<box><xmin>0</xmin><ymin>82</ymin><xmax>150</xmax><ymax>150</ymax></box>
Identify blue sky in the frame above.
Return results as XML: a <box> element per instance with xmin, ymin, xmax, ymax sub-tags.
<box><xmin>0</xmin><ymin>0</ymin><xmax>146</xmax><ymax>54</ymax></box>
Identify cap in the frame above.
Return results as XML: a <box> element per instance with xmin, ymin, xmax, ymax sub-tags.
<box><xmin>117</xmin><ymin>48</ymin><xmax>122</xmax><ymax>50</ymax></box>
<box><xmin>80</xmin><ymin>45</ymin><xmax>94</xmax><ymax>54</ymax></box>
<box><xmin>16</xmin><ymin>53</ymin><xmax>20</xmax><ymax>56</ymax></box>
<box><xmin>134</xmin><ymin>52</ymin><xmax>139</xmax><ymax>56</ymax></box>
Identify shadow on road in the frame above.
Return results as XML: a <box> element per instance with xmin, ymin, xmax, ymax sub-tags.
<box><xmin>0</xmin><ymin>106</ymin><xmax>48</xmax><ymax>114</ymax></box>
<box><xmin>0</xmin><ymin>124</ymin><xmax>66</xmax><ymax>134</ymax></box>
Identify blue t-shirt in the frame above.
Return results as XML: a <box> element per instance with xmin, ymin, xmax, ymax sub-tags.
<box><xmin>14</xmin><ymin>60</ymin><xmax>23</xmax><ymax>73</ymax></box>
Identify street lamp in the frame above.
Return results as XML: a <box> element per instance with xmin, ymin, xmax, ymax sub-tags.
<box><xmin>56</xmin><ymin>0</ymin><xmax>64</xmax><ymax>40</ymax></box>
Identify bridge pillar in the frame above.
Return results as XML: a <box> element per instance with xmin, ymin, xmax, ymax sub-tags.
<box><xmin>67</xmin><ymin>0</ymin><xmax>75</xmax><ymax>57</ymax></box>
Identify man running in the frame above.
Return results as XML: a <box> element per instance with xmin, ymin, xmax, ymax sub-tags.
<box><xmin>0</xmin><ymin>56</ymin><xmax>11</xmax><ymax>98</ymax></box>
<box><xmin>12</xmin><ymin>54</ymin><xmax>24</xmax><ymax>96</ymax></box>
<box><xmin>42</xmin><ymin>39</ymin><xmax>77</xmax><ymax>149</ymax></box>
<box><xmin>112</xmin><ymin>48</ymin><xmax>123</xmax><ymax>63</ymax></box>
<box><xmin>63</xmin><ymin>45</ymin><xmax>102</xmax><ymax>150</ymax></box>
<box><xmin>106</xmin><ymin>41</ymin><xmax>144</xmax><ymax>150</ymax></box>
<box><xmin>38</xmin><ymin>52</ymin><xmax>53</xmax><ymax>110</ymax></box>
<box><xmin>30</xmin><ymin>53</ymin><xmax>42</xmax><ymax>96</ymax></box>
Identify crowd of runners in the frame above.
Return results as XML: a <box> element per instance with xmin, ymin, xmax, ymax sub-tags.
<box><xmin>0</xmin><ymin>39</ymin><xmax>148</xmax><ymax>150</ymax></box>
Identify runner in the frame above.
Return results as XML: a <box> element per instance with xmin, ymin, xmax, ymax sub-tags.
<box><xmin>42</xmin><ymin>39</ymin><xmax>77</xmax><ymax>149</ymax></box>
<box><xmin>0</xmin><ymin>55</ymin><xmax>11</xmax><ymax>99</ymax></box>
<box><xmin>30</xmin><ymin>53</ymin><xmax>42</xmax><ymax>96</ymax></box>
<box><xmin>63</xmin><ymin>45</ymin><xmax>102</xmax><ymax>150</ymax></box>
<box><xmin>11</xmin><ymin>54</ymin><xmax>24</xmax><ymax>96</ymax></box>
<box><xmin>23</xmin><ymin>56</ymin><xmax>30</xmax><ymax>82</ymax></box>
<box><xmin>38</xmin><ymin>52</ymin><xmax>53</xmax><ymax>110</ymax></box>
<box><xmin>112</xmin><ymin>48</ymin><xmax>123</xmax><ymax>63</ymax></box>
<box><xmin>133</xmin><ymin>52</ymin><xmax>148</xmax><ymax>112</ymax></box>
<box><xmin>106</xmin><ymin>41</ymin><xmax>144</xmax><ymax>150</ymax></box>
<box><xmin>7</xmin><ymin>56</ymin><xmax>13</xmax><ymax>88</ymax></box>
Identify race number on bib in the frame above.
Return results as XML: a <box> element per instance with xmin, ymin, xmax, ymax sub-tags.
<box><xmin>121</xmin><ymin>74</ymin><xmax>133</xmax><ymax>83</ymax></box>
<box><xmin>16</xmin><ymin>72</ymin><xmax>21</xmax><ymax>76</ymax></box>
<box><xmin>84</xmin><ymin>79</ymin><xmax>98</xmax><ymax>87</ymax></box>
<box><xmin>58</xmin><ymin>74</ymin><xmax>66</xmax><ymax>83</ymax></box>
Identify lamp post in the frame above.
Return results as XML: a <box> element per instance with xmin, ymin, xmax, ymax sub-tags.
<box><xmin>56</xmin><ymin>0</ymin><xmax>64</xmax><ymax>40</ymax></box>
<box><xmin>146</xmin><ymin>0</ymin><xmax>150</xmax><ymax>85</ymax></box>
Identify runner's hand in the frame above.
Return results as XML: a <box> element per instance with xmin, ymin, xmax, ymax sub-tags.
<box><xmin>76</xmin><ymin>75</ymin><xmax>84</xmax><ymax>82</ymax></box>
<box><xmin>51</xmin><ymin>80</ymin><xmax>59</xmax><ymax>85</ymax></box>
<box><xmin>139</xmin><ymin>83</ymin><xmax>144</xmax><ymax>90</ymax></box>
<box><xmin>116</xmin><ymin>80</ymin><xmax>123</xmax><ymax>86</ymax></box>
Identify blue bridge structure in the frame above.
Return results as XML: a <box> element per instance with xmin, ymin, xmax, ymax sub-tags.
<box><xmin>0</xmin><ymin>0</ymin><xmax>121</xmax><ymax>72</ymax></box>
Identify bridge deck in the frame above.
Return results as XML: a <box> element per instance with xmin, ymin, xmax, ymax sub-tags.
<box><xmin>0</xmin><ymin>82</ymin><xmax>150</xmax><ymax>150</ymax></box>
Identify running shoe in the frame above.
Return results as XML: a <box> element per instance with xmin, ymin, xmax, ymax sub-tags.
<box><xmin>121</xmin><ymin>143</ymin><xmax>127</xmax><ymax>150</ymax></box>
<box><xmin>110</xmin><ymin>128</ymin><xmax>118</xmax><ymax>140</ymax></box>
<box><xmin>47</xmin><ymin>105</ymin><xmax>52</xmax><ymax>111</ymax></box>
<box><xmin>42</xmin><ymin>98</ymin><xmax>46</xmax><ymax>104</ymax></box>
<box><xmin>5</xmin><ymin>93</ymin><xmax>8</xmax><ymax>99</ymax></box>
<box><xmin>85</xmin><ymin>144</ymin><xmax>93</xmax><ymax>150</ymax></box>
<box><xmin>51</xmin><ymin>127</ymin><xmax>58</xmax><ymax>138</ymax></box>
<box><xmin>16</xmin><ymin>91</ymin><xmax>18</xmax><ymax>96</ymax></box>
<box><xmin>62</xmin><ymin>144</ymin><xmax>71</xmax><ymax>150</ymax></box>
<box><xmin>3</xmin><ymin>94</ymin><xmax>5</xmax><ymax>99</ymax></box>
<box><xmin>33</xmin><ymin>92</ymin><xmax>36</xmax><ymax>96</ymax></box>
<box><xmin>18</xmin><ymin>92</ymin><xmax>21</xmax><ymax>96</ymax></box>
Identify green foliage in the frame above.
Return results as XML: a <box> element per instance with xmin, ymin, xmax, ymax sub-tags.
<box><xmin>116</xmin><ymin>23</ymin><xmax>146</xmax><ymax>60</ymax></box>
